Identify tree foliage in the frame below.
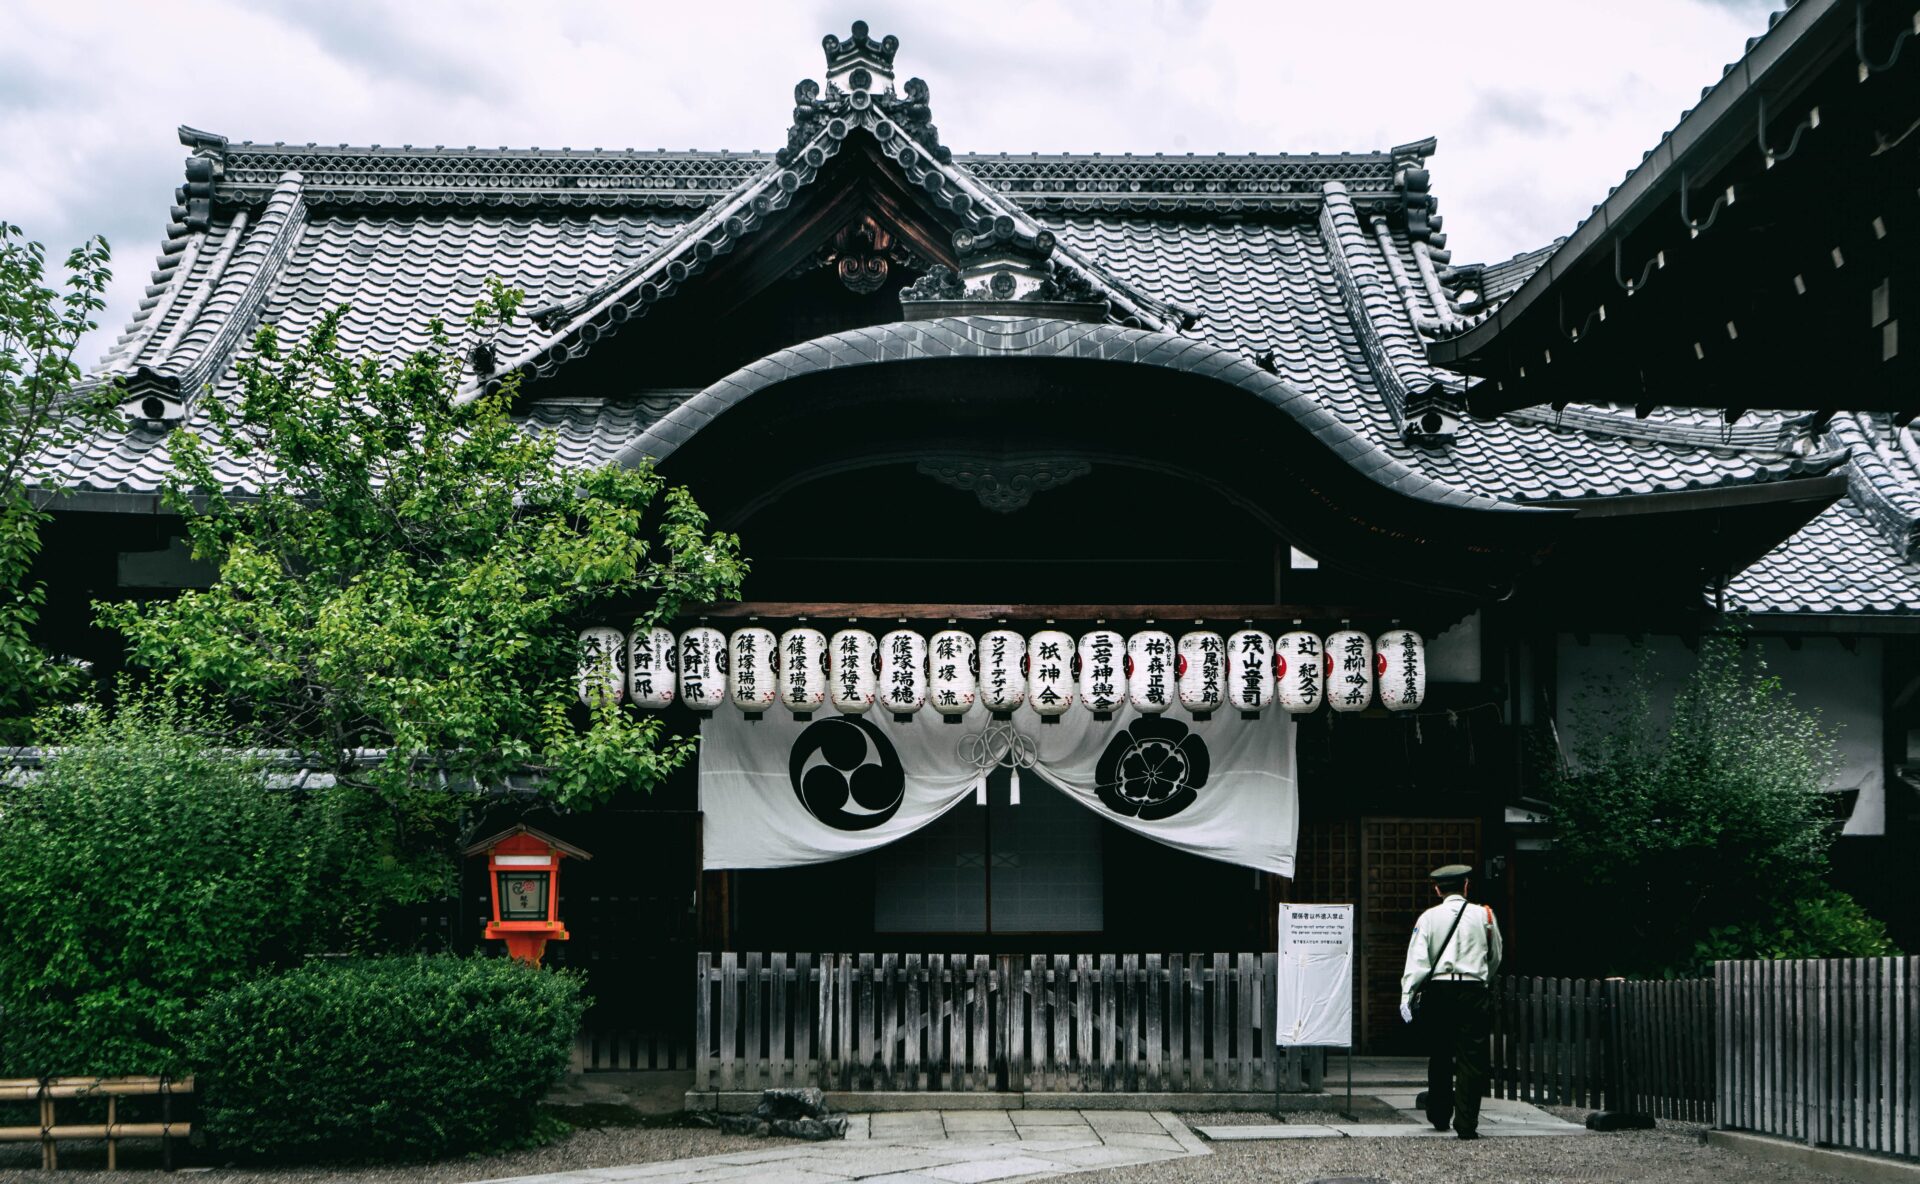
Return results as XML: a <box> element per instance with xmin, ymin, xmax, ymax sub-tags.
<box><xmin>99</xmin><ymin>284</ymin><xmax>745</xmax><ymax>831</ymax></box>
<box><xmin>0</xmin><ymin>222</ymin><xmax>117</xmax><ymax>734</ymax></box>
<box><xmin>1545</xmin><ymin>633</ymin><xmax>1894</xmax><ymax>976</ymax></box>
<box><xmin>0</xmin><ymin>699</ymin><xmax>378</xmax><ymax>1076</ymax></box>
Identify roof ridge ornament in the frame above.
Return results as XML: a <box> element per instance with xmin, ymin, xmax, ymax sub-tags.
<box><xmin>823</xmin><ymin>20</ymin><xmax>899</xmax><ymax>92</ymax></box>
<box><xmin>780</xmin><ymin>21</ymin><xmax>947</xmax><ymax>170</ymax></box>
<box><xmin>900</xmin><ymin>215</ymin><xmax>1108</xmax><ymax>321</ymax></box>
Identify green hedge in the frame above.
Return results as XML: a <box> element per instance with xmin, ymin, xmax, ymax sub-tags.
<box><xmin>191</xmin><ymin>955</ymin><xmax>587</xmax><ymax>1162</ymax></box>
<box><xmin>0</xmin><ymin>704</ymin><xmax>369</xmax><ymax>1076</ymax></box>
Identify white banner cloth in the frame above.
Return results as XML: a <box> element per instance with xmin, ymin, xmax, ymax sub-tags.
<box><xmin>698</xmin><ymin>702</ymin><xmax>1297</xmax><ymax>874</ymax></box>
<box><xmin>1275</xmin><ymin>903</ymin><xmax>1354</xmax><ymax>1048</ymax></box>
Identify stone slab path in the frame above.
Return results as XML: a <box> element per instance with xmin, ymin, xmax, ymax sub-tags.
<box><xmin>473</xmin><ymin>1110</ymin><xmax>1209</xmax><ymax>1184</ymax></box>
<box><xmin>1193</xmin><ymin>1092</ymin><xmax>1589</xmax><ymax>1141</ymax></box>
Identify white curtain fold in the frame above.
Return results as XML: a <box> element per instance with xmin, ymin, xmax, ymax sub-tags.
<box><xmin>697</xmin><ymin>702</ymin><xmax>1297</xmax><ymax>875</ymax></box>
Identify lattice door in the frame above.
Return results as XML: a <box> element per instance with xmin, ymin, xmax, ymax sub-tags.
<box><xmin>1359</xmin><ymin>818</ymin><xmax>1481</xmax><ymax>1053</ymax></box>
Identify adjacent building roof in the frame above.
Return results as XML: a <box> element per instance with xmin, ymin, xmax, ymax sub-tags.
<box><xmin>46</xmin><ymin>19</ymin><xmax>1900</xmax><ymax>619</ymax></box>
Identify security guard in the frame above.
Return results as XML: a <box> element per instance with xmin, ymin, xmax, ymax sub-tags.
<box><xmin>1399</xmin><ymin>863</ymin><xmax>1503</xmax><ymax>1139</ymax></box>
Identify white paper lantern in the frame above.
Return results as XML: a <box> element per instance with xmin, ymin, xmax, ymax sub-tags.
<box><xmin>577</xmin><ymin>626</ymin><xmax>625</xmax><ymax>707</ymax></box>
<box><xmin>678</xmin><ymin>627</ymin><xmax>727</xmax><ymax>714</ymax></box>
<box><xmin>1027</xmin><ymin>629</ymin><xmax>1075</xmax><ymax>721</ymax></box>
<box><xmin>779</xmin><ymin>627</ymin><xmax>829</xmax><ymax>718</ymax></box>
<box><xmin>1177</xmin><ymin>631</ymin><xmax>1225</xmax><ymax>719</ymax></box>
<box><xmin>1126</xmin><ymin>630</ymin><xmax>1175</xmax><ymax>714</ymax></box>
<box><xmin>878</xmin><ymin>629</ymin><xmax>927</xmax><ymax>721</ymax></box>
<box><xmin>929</xmin><ymin>629</ymin><xmax>978</xmax><ymax>722</ymax></box>
<box><xmin>730</xmin><ymin>627</ymin><xmax>778</xmax><ymax>715</ymax></box>
<box><xmin>1226</xmin><ymin>628</ymin><xmax>1275</xmax><ymax>717</ymax></box>
<box><xmin>627</xmin><ymin>625</ymin><xmax>677</xmax><ymax>710</ymax></box>
<box><xmin>829</xmin><ymin>628</ymin><xmax>878</xmax><ymax>714</ymax></box>
<box><xmin>1376</xmin><ymin>628</ymin><xmax>1426</xmax><ymax>712</ymax></box>
<box><xmin>1077</xmin><ymin>629</ymin><xmax>1124</xmax><ymax>718</ymax></box>
<box><xmin>1275</xmin><ymin>630</ymin><xmax>1325</xmax><ymax>714</ymax></box>
<box><xmin>1326</xmin><ymin>628</ymin><xmax>1375</xmax><ymax>713</ymax></box>
<box><xmin>979</xmin><ymin>628</ymin><xmax>1026</xmax><ymax>716</ymax></box>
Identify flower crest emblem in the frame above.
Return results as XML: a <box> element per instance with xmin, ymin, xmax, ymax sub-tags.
<box><xmin>1093</xmin><ymin>715</ymin><xmax>1209</xmax><ymax>821</ymax></box>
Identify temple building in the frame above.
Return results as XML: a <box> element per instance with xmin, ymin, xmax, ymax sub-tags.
<box><xmin>32</xmin><ymin>6</ymin><xmax>1918</xmax><ymax>1073</ymax></box>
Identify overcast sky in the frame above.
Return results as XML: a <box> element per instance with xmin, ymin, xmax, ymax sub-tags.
<box><xmin>2</xmin><ymin>0</ymin><xmax>1775</xmax><ymax>368</ymax></box>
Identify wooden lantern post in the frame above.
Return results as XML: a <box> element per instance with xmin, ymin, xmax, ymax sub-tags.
<box><xmin>462</xmin><ymin>824</ymin><xmax>592</xmax><ymax>966</ymax></box>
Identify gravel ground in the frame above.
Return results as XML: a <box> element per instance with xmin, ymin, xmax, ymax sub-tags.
<box><xmin>1181</xmin><ymin>1103</ymin><xmax>1412</xmax><ymax>1126</ymax></box>
<box><xmin>0</xmin><ymin>1113</ymin><xmax>763</xmax><ymax>1183</ymax></box>
<box><xmin>1073</xmin><ymin>1109</ymin><xmax>1863</xmax><ymax>1184</ymax></box>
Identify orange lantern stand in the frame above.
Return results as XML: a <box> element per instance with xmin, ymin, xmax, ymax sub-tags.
<box><xmin>462</xmin><ymin>824</ymin><xmax>592</xmax><ymax>966</ymax></box>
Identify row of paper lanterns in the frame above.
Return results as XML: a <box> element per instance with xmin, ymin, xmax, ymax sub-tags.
<box><xmin>578</xmin><ymin>625</ymin><xmax>1425</xmax><ymax>720</ymax></box>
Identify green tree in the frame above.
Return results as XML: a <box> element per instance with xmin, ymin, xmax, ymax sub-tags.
<box><xmin>0</xmin><ymin>222</ymin><xmax>116</xmax><ymax>737</ymax></box>
<box><xmin>0</xmin><ymin>699</ymin><xmax>374</xmax><ymax>1075</ymax></box>
<box><xmin>1545</xmin><ymin>633</ymin><xmax>1894</xmax><ymax>976</ymax></box>
<box><xmin>100</xmin><ymin>284</ymin><xmax>745</xmax><ymax>857</ymax></box>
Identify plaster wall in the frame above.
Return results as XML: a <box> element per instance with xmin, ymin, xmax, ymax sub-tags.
<box><xmin>1554</xmin><ymin>634</ymin><xmax>1884</xmax><ymax>836</ymax></box>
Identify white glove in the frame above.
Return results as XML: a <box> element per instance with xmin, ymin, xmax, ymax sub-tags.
<box><xmin>1399</xmin><ymin>1002</ymin><xmax>1414</xmax><ymax>1024</ymax></box>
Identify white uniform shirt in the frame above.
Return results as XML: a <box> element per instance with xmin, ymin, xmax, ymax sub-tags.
<box><xmin>1399</xmin><ymin>894</ymin><xmax>1503</xmax><ymax>1007</ymax></box>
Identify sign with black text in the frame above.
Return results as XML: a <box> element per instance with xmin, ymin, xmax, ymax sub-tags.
<box><xmin>1275</xmin><ymin>903</ymin><xmax>1353</xmax><ymax>1048</ymax></box>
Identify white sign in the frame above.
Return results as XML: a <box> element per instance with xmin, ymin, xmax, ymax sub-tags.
<box><xmin>1275</xmin><ymin>903</ymin><xmax>1353</xmax><ymax>1048</ymax></box>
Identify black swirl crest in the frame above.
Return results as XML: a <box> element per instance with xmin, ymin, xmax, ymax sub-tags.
<box><xmin>789</xmin><ymin>715</ymin><xmax>906</xmax><ymax>831</ymax></box>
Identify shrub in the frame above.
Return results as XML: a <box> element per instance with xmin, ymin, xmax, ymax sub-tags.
<box><xmin>191</xmin><ymin>955</ymin><xmax>587</xmax><ymax>1162</ymax></box>
<box><xmin>1544</xmin><ymin>632</ymin><xmax>1896</xmax><ymax>976</ymax></box>
<box><xmin>0</xmin><ymin>701</ymin><xmax>370</xmax><ymax>1075</ymax></box>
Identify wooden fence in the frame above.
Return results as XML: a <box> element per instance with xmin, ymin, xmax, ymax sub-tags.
<box><xmin>0</xmin><ymin>1077</ymin><xmax>193</xmax><ymax>1171</ymax></box>
<box><xmin>1717</xmin><ymin>956</ymin><xmax>1920</xmax><ymax>1159</ymax></box>
<box><xmin>1490</xmin><ymin>976</ymin><xmax>1714</xmax><ymax>1121</ymax></box>
<box><xmin>696</xmin><ymin>952</ymin><xmax>1325</xmax><ymax>1093</ymax></box>
<box><xmin>574</xmin><ymin>1024</ymin><xmax>696</xmax><ymax>1072</ymax></box>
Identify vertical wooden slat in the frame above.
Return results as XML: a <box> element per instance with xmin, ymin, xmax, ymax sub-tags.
<box><xmin>838</xmin><ymin>952</ymin><xmax>854</xmax><ymax>1092</ymax></box>
<box><xmin>744</xmin><ymin>952</ymin><xmax>762</xmax><ymax>1092</ymax></box>
<box><xmin>1211</xmin><ymin>953</ymin><xmax>1230</xmax><ymax>1092</ymax></box>
<box><xmin>1027</xmin><ymin>955</ymin><xmax>1044</xmax><ymax>1093</ymax></box>
<box><xmin>1235</xmin><ymin>954</ymin><xmax>1255</xmax><ymax>1093</ymax></box>
<box><xmin>1883</xmin><ymin>958</ymin><xmax>1896</xmax><ymax>1154</ymax></box>
<box><xmin>695</xmin><ymin>952</ymin><xmax>713</xmax><ymax>1090</ymax></box>
<box><xmin>1120</xmin><ymin>954</ymin><xmax>1138</xmax><ymax>1091</ymax></box>
<box><xmin>718</xmin><ymin>951</ymin><xmax>738</xmax><ymax>1092</ymax></box>
<box><xmin>1052</xmin><ymin>955</ymin><xmax>1070</xmax><ymax>1092</ymax></box>
<box><xmin>930</xmin><ymin>954</ymin><xmax>948</xmax><ymax>1091</ymax></box>
<box><xmin>1144</xmin><ymin>954</ymin><xmax>1163</xmax><ymax>1093</ymax></box>
<box><xmin>1167</xmin><ymin>953</ymin><xmax>1185</xmax><ymax>1092</ymax></box>
<box><xmin>1261</xmin><ymin>952</ymin><xmax>1279</xmax><ymax>1093</ymax></box>
<box><xmin>1097</xmin><ymin>954</ymin><xmax>1116</xmax><ymax>1092</ymax></box>
<box><xmin>797</xmin><ymin>953</ymin><xmax>815</xmax><ymax>1087</ymax></box>
<box><xmin>769</xmin><ymin>952</ymin><xmax>788</xmax><ymax>1088</ymax></box>
<box><xmin>879</xmin><ymin>952</ymin><xmax>898</xmax><ymax>1091</ymax></box>
<box><xmin>1188</xmin><ymin>953</ymin><xmax>1206</xmax><ymax>1093</ymax></box>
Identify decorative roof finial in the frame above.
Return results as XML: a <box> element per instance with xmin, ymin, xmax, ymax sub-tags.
<box><xmin>823</xmin><ymin>20</ymin><xmax>899</xmax><ymax>95</ymax></box>
<box><xmin>900</xmin><ymin>215</ymin><xmax>1108</xmax><ymax>322</ymax></box>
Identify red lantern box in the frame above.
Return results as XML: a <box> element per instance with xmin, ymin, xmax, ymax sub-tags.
<box><xmin>462</xmin><ymin>824</ymin><xmax>592</xmax><ymax>966</ymax></box>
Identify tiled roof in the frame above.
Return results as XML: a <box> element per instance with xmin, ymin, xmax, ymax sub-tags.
<box><xmin>1726</xmin><ymin>498</ymin><xmax>1920</xmax><ymax>614</ymax></box>
<box><xmin>48</xmin><ymin>49</ymin><xmax>1897</xmax><ymax>617</ymax></box>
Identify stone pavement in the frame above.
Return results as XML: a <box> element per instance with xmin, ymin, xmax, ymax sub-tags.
<box><xmin>1193</xmin><ymin>1090</ymin><xmax>1589</xmax><ymax>1141</ymax></box>
<box><xmin>474</xmin><ymin>1109</ymin><xmax>1209</xmax><ymax>1184</ymax></box>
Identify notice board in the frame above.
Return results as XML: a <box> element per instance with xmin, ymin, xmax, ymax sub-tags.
<box><xmin>1275</xmin><ymin>902</ymin><xmax>1353</xmax><ymax>1048</ymax></box>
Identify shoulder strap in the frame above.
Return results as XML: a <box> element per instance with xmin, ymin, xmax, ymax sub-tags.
<box><xmin>1413</xmin><ymin>899</ymin><xmax>1470</xmax><ymax>998</ymax></box>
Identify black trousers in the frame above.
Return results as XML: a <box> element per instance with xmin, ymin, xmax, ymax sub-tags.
<box><xmin>1421</xmin><ymin>980</ymin><xmax>1491</xmax><ymax>1132</ymax></box>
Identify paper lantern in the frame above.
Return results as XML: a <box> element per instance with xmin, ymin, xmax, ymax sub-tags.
<box><xmin>1177</xmin><ymin>631</ymin><xmax>1225</xmax><ymax>719</ymax></box>
<box><xmin>878</xmin><ymin>629</ymin><xmax>927</xmax><ymax>721</ymax></box>
<box><xmin>730</xmin><ymin>627</ymin><xmax>778</xmax><ymax>716</ymax></box>
<box><xmin>1027</xmin><ymin>629</ymin><xmax>1075</xmax><ymax>722</ymax></box>
<box><xmin>929</xmin><ymin>629</ymin><xmax>978</xmax><ymax>722</ymax></box>
<box><xmin>829</xmin><ymin>628</ymin><xmax>878</xmax><ymax>714</ymax></box>
<box><xmin>576</xmin><ymin>626</ymin><xmax>625</xmax><ymax>707</ymax></box>
<box><xmin>1275</xmin><ymin>630</ymin><xmax>1325</xmax><ymax>714</ymax></box>
<box><xmin>1326</xmin><ymin>628</ymin><xmax>1375</xmax><ymax>713</ymax></box>
<box><xmin>779</xmin><ymin>627</ymin><xmax>829</xmax><ymax>719</ymax></box>
<box><xmin>1376</xmin><ymin>628</ymin><xmax>1426</xmax><ymax>712</ymax></box>
<box><xmin>1226</xmin><ymin>628</ymin><xmax>1275</xmax><ymax>718</ymax></box>
<box><xmin>979</xmin><ymin>628</ymin><xmax>1026</xmax><ymax>717</ymax></box>
<box><xmin>627</xmin><ymin>625</ymin><xmax>677</xmax><ymax>710</ymax></box>
<box><xmin>1077</xmin><ymin>629</ymin><xmax>1124</xmax><ymax>719</ymax></box>
<box><xmin>1126</xmin><ymin>630</ymin><xmax>1175</xmax><ymax>714</ymax></box>
<box><xmin>678</xmin><ymin>627</ymin><xmax>727</xmax><ymax>714</ymax></box>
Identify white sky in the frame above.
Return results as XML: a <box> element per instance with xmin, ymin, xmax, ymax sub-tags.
<box><xmin>0</xmin><ymin>0</ymin><xmax>1776</xmax><ymax>368</ymax></box>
